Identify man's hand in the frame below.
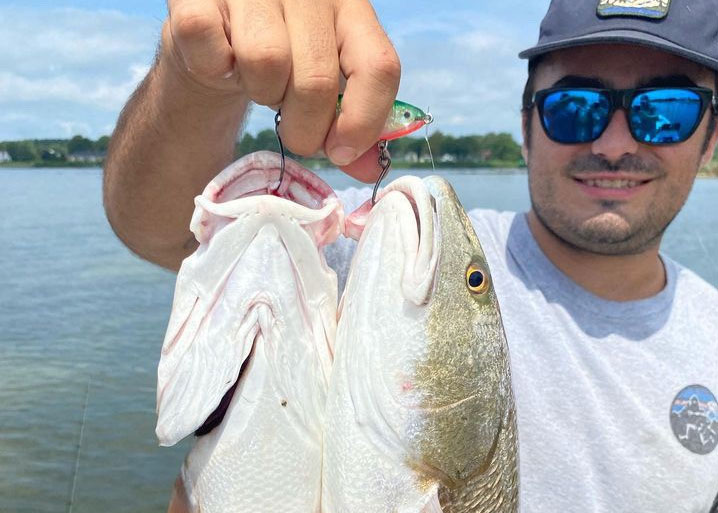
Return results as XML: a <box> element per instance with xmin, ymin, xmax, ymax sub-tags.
<box><xmin>164</xmin><ymin>0</ymin><xmax>401</xmax><ymax>180</ymax></box>
<box><xmin>104</xmin><ymin>0</ymin><xmax>399</xmax><ymax>270</ymax></box>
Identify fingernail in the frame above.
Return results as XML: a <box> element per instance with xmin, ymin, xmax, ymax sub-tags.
<box><xmin>329</xmin><ymin>146</ymin><xmax>357</xmax><ymax>166</ymax></box>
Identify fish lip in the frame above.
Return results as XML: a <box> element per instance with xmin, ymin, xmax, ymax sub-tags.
<box><xmin>210</xmin><ymin>150</ymin><xmax>338</xmax><ymax>207</ymax></box>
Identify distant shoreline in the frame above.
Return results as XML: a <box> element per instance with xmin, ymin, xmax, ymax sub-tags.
<box><xmin>0</xmin><ymin>161</ymin><xmax>101</xmax><ymax>168</ymax></box>
<box><xmin>2</xmin><ymin>160</ymin><xmax>716</xmax><ymax>178</ymax></box>
<box><xmin>0</xmin><ymin>159</ymin><xmax>528</xmax><ymax>171</ymax></box>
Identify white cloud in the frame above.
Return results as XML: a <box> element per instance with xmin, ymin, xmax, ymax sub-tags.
<box><xmin>0</xmin><ymin>6</ymin><xmax>159</xmax><ymax>139</ymax></box>
<box><xmin>0</xmin><ymin>112</ymin><xmax>35</xmax><ymax>123</ymax></box>
<box><xmin>0</xmin><ymin>67</ymin><xmax>148</xmax><ymax>110</ymax></box>
<box><xmin>454</xmin><ymin>32</ymin><xmax>508</xmax><ymax>52</ymax></box>
<box><xmin>57</xmin><ymin>120</ymin><xmax>93</xmax><ymax>138</ymax></box>
<box><xmin>0</xmin><ymin>7</ymin><xmax>158</xmax><ymax>72</ymax></box>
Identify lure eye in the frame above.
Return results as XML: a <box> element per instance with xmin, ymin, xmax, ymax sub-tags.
<box><xmin>466</xmin><ymin>265</ymin><xmax>489</xmax><ymax>294</ymax></box>
<box><xmin>403</xmin><ymin>110</ymin><xmax>411</xmax><ymax>119</ymax></box>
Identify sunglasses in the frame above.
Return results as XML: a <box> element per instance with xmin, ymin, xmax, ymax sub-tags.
<box><xmin>527</xmin><ymin>86</ymin><xmax>718</xmax><ymax>145</ymax></box>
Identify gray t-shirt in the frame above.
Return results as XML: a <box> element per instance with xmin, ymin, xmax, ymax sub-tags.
<box><xmin>327</xmin><ymin>188</ymin><xmax>718</xmax><ymax>512</ymax></box>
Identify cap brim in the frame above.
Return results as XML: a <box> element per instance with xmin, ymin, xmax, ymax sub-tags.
<box><xmin>519</xmin><ymin>30</ymin><xmax>718</xmax><ymax>71</ymax></box>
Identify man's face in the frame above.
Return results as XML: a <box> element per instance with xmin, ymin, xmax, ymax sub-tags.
<box><xmin>524</xmin><ymin>44</ymin><xmax>718</xmax><ymax>255</ymax></box>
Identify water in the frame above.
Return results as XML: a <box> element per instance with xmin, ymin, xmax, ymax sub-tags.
<box><xmin>0</xmin><ymin>167</ymin><xmax>716</xmax><ymax>512</ymax></box>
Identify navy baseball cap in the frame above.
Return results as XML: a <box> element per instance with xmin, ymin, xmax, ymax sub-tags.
<box><xmin>519</xmin><ymin>0</ymin><xmax>718</xmax><ymax>72</ymax></box>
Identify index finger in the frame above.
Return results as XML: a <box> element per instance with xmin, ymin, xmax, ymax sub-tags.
<box><xmin>324</xmin><ymin>0</ymin><xmax>400</xmax><ymax>172</ymax></box>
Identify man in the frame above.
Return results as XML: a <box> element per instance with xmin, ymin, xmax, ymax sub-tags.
<box><xmin>103</xmin><ymin>0</ymin><xmax>718</xmax><ymax>510</ymax></box>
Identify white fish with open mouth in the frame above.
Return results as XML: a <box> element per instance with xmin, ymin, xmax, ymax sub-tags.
<box><xmin>322</xmin><ymin>175</ymin><xmax>519</xmax><ymax>512</ymax></box>
<box><xmin>156</xmin><ymin>151</ymin><xmax>343</xmax><ymax>512</ymax></box>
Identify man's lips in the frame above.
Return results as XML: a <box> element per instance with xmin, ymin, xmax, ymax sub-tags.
<box><xmin>571</xmin><ymin>173</ymin><xmax>655</xmax><ymax>200</ymax></box>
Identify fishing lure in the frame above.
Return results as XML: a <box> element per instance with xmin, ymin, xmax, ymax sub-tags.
<box><xmin>336</xmin><ymin>94</ymin><xmax>433</xmax><ymax>141</ymax></box>
<box><xmin>274</xmin><ymin>96</ymin><xmax>434</xmax><ymax>203</ymax></box>
<box><xmin>337</xmin><ymin>95</ymin><xmax>434</xmax><ymax>204</ymax></box>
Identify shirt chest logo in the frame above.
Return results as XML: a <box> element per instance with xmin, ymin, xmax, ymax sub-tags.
<box><xmin>670</xmin><ymin>385</ymin><xmax>718</xmax><ymax>455</ymax></box>
<box><xmin>597</xmin><ymin>0</ymin><xmax>672</xmax><ymax>19</ymax></box>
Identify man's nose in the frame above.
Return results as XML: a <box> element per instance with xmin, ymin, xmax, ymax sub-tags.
<box><xmin>591</xmin><ymin>109</ymin><xmax>639</xmax><ymax>161</ymax></box>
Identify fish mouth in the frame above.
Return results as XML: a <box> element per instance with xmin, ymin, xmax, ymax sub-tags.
<box><xmin>194</xmin><ymin>336</ymin><xmax>258</xmax><ymax>437</ymax></box>
<box><xmin>210</xmin><ymin>151</ymin><xmax>336</xmax><ymax>208</ymax></box>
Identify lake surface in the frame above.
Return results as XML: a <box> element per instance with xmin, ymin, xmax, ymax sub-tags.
<box><xmin>1</xmin><ymin>167</ymin><xmax>716</xmax><ymax>512</ymax></box>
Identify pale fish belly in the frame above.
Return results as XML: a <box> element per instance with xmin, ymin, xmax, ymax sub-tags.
<box><xmin>156</xmin><ymin>151</ymin><xmax>343</xmax><ymax>512</ymax></box>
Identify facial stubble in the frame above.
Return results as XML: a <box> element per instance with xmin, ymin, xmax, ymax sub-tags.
<box><xmin>528</xmin><ymin>154</ymin><xmax>694</xmax><ymax>256</ymax></box>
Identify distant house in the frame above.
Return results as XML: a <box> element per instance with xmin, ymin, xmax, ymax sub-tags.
<box><xmin>67</xmin><ymin>151</ymin><xmax>106</xmax><ymax>164</ymax></box>
<box><xmin>0</xmin><ymin>150</ymin><xmax>10</xmax><ymax>163</ymax></box>
<box><xmin>42</xmin><ymin>149</ymin><xmax>65</xmax><ymax>162</ymax></box>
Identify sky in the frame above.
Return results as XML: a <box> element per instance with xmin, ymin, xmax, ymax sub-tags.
<box><xmin>0</xmin><ymin>0</ymin><xmax>552</xmax><ymax>142</ymax></box>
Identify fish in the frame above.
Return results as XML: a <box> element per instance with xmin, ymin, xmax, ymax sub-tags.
<box><xmin>155</xmin><ymin>151</ymin><xmax>344</xmax><ymax>512</ymax></box>
<box><xmin>322</xmin><ymin>175</ymin><xmax>519</xmax><ymax>512</ymax></box>
<box><xmin>336</xmin><ymin>95</ymin><xmax>433</xmax><ymax>140</ymax></box>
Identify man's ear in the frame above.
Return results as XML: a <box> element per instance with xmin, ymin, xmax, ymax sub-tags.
<box><xmin>521</xmin><ymin>109</ymin><xmax>530</xmax><ymax>165</ymax></box>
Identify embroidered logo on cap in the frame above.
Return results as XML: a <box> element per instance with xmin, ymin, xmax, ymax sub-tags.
<box><xmin>597</xmin><ymin>0</ymin><xmax>671</xmax><ymax>19</ymax></box>
<box><xmin>670</xmin><ymin>385</ymin><xmax>718</xmax><ymax>455</ymax></box>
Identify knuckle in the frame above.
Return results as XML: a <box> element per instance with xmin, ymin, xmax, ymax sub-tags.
<box><xmin>292</xmin><ymin>73</ymin><xmax>337</xmax><ymax>100</ymax></box>
<box><xmin>237</xmin><ymin>44</ymin><xmax>291</xmax><ymax>74</ymax></box>
<box><xmin>237</xmin><ymin>45</ymin><xmax>291</xmax><ymax>106</ymax></box>
<box><xmin>369</xmin><ymin>50</ymin><xmax>401</xmax><ymax>84</ymax></box>
<box><xmin>171</xmin><ymin>6</ymin><xmax>217</xmax><ymax>41</ymax></box>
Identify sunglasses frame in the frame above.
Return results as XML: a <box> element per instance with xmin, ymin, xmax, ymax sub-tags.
<box><xmin>528</xmin><ymin>86</ymin><xmax>718</xmax><ymax>145</ymax></box>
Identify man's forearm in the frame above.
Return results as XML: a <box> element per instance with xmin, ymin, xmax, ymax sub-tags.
<box><xmin>103</xmin><ymin>45</ymin><xmax>249</xmax><ymax>271</ymax></box>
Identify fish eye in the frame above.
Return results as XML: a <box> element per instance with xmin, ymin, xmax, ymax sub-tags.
<box><xmin>403</xmin><ymin>110</ymin><xmax>411</xmax><ymax>119</ymax></box>
<box><xmin>466</xmin><ymin>265</ymin><xmax>489</xmax><ymax>294</ymax></box>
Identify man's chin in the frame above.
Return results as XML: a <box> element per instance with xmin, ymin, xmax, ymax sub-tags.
<box><xmin>563</xmin><ymin>223</ymin><xmax>662</xmax><ymax>256</ymax></box>
<box><xmin>535</xmin><ymin>207</ymin><xmax>660</xmax><ymax>256</ymax></box>
<box><xmin>578</xmin><ymin>213</ymin><xmax>633</xmax><ymax>241</ymax></box>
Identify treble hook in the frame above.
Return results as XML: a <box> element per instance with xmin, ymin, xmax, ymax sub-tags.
<box><xmin>371</xmin><ymin>140</ymin><xmax>391</xmax><ymax>206</ymax></box>
<box><xmin>274</xmin><ymin>110</ymin><xmax>286</xmax><ymax>191</ymax></box>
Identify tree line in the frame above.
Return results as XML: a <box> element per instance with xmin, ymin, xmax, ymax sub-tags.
<box><xmin>235</xmin><ymin>129</ymin><xmax>525</xmax><ymax>167</ymax></box>
<box><xmin>4</xmin><ymin>132</ymin><xmax>717</xmax><ymax>174</ymax></box>
<box><xmin>1</xmin><ymin>131</ymin><xmax>526</xmax><ymax>168</ymax></box>
<box><xmin>0</xmin><ymin>135</ymin><xmax>109</xmax><ymax>162</ymax></box>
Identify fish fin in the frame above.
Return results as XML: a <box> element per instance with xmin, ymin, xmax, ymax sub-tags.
<box><xmin>156</xmin><ymin>278</ymin><xmax>266</xmax><ymax>446</ymax></box>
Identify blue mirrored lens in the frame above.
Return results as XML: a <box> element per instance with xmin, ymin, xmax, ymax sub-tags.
<box><xmin>630</xmin><ymin>89</ymin><xmax>702</xmax><ymax>144</ymax></box>
<box><xmin>542</xmin><ymin>90</ymin><xmax>610</xmax><ymax>143</ymax></box>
